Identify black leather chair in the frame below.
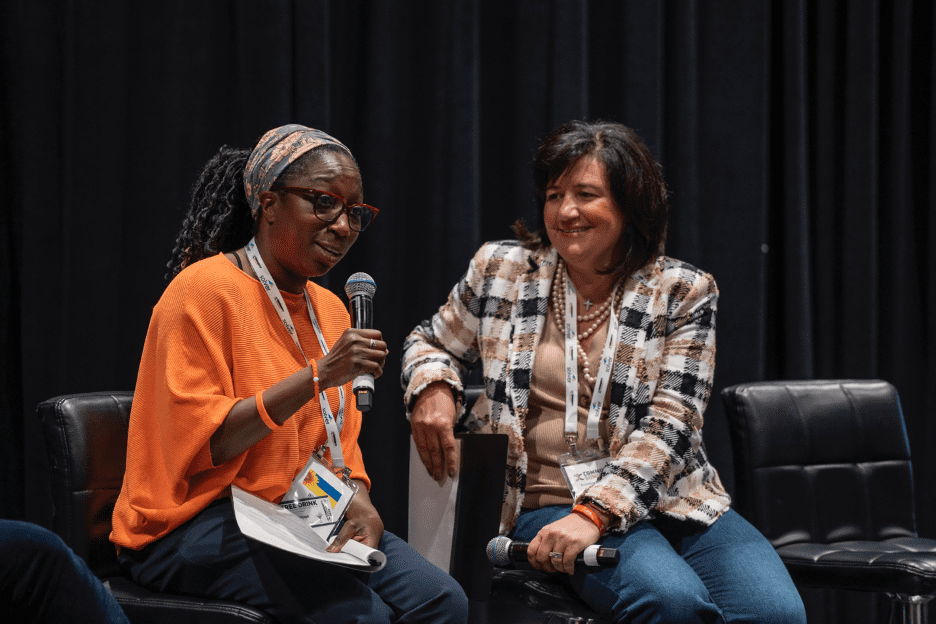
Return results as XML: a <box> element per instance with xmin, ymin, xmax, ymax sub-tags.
<box><xmin>721</xmin><ymin>379</ymin><xmax>936</xmax><ymax>623</ymax></box>
<box><xmin>37</xmin><ymin>392</ymin><xmax>271</xmax><ymax>623</ymax></box>
<box><xmin>410</xmin><ymin>386</ymin><xmax>611</xmax><ymax>624</ymax></box>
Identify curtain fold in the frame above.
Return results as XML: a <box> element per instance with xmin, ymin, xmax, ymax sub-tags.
<box><xmin>2</xmin><ymin>2</ymin><xmax>932</xmax><ymax>621</ymax></box>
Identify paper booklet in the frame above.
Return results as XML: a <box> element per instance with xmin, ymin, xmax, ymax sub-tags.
<box><xmin>231</xmin><ymin>485</ymin><xmax>387</xmax><ymax>572</ymax></box>
<box><xmin>407</xmin><ymin>437</ymin><xmax>460</xmax><ymax>573</ymax></box>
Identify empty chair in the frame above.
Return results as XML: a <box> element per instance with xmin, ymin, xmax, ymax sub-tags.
<box><xmin>721</xmin><ymin>379</ymin><xmax>936</xmax><ymax>624</ymax></box>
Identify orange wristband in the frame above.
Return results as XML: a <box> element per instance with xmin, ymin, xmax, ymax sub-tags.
<box><xmin>255</xmin><ymin>389</ymin><xmax>282</xmax><ymax>430</ymax></box>
<box><xmin>573</xmin><ymin>504</ymin><xmax>606</xmax><ymax>535</ymax></box>
<box><xmin>311</xmin><ymin>360</ymin><xmax>320</xmax><ymax>397</ymax></box>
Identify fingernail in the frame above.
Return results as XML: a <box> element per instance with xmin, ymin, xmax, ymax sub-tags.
<box><xmin>448</xmin><ymin>469</ymin><xmax>456</xmax><ymax>478</ymax></box>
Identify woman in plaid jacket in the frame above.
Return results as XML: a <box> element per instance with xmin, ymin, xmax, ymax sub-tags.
<box><xmin>402</xmin><ymin>120</ymin><xmax>805</xmax><ymax>623</ymax></box>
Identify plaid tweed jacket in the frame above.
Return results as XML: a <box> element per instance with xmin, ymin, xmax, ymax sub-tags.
<box><xmin>402</xmin><ymin>240</ymin><xmax>730</xmax><ymax>535</ymax></box>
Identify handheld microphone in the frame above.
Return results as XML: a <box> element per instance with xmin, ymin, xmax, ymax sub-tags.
<box><xmin>486</xmin><ymin>536</ymin><xmax>620</xmax><ymax>568</ymax></box>
<box><xmin>344</xmin><ymin>272</ymin><xmax>376</xmax><ymax>412</ymax></box>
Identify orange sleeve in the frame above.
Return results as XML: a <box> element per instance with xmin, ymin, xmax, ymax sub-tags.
<box><xmin>112</xmin><ymin>267</ymin><xmax>247</xmax><ymax>547</ymax></box>
<box><xmin>112</xmin><ymin>256</ymin><xmax>372</xmax><ymax>550</ymax></box>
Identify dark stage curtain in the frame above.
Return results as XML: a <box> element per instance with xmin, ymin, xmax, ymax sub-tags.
<box><xmin>2</xmin><ymin>2</ymin><xmax>933</xmax><ymax>621</ymax></box>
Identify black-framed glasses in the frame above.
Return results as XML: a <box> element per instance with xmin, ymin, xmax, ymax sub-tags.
<box><xmin>277</xmin><ymin>186</ymin><xmax>380</xmax><ymax>232</ymax></box>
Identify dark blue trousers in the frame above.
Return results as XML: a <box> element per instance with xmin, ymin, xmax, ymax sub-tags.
<box><xmin>0</xmin><ymin>520</ymin><xmax>129</xmax><ymax>623</ymax></box>
<box><xmin>118</xmin><ymin>501</ymin><xmax>468</xmax><ymax>623</ymax></box>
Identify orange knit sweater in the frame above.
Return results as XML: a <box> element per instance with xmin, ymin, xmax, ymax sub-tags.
<box><xmin>111</xmin><ymin>254</ymin><xmax>369</xmax><ymax>551</ymax></box>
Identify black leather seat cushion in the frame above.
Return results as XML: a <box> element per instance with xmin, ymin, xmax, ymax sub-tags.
<box><xmin>105</xmin><ymin>577</ymin><xmax>270</xmax><ymax>624</ymax></box>
<box><xmin>777</xmin><ymin>537</ymin><xmax>936</xmax><ymax>596</ymax></box>
<box><xmin>484</xmin><ymin>568</ymin><xmax>609</xmax><ymax>624</ymax></box>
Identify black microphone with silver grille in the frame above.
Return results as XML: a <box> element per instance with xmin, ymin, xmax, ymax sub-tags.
<box><xmin>486</xmin><ymin>536</ymin><xmax>619</xmax><ymax>568</ymax></box>
<box><xmin>344</xmin><ymin>272</ymin><xmax>376</xmax><ymax>412</ymax></box>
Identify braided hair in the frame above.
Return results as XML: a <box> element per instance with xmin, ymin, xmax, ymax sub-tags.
<box><xmin>166</xmin><ymin>146</ymin><xmax>255</xmax><ymax>281</ymax></box>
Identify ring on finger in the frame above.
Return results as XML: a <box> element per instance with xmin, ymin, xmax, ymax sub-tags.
<box><xmin>370</xmin><ymin>339</ymin><xmax>376</xmax><ymax>348</ymax></box>
<box><xmin>549</xmin><ymin>551</ymin><xmax>562</xmax><ymax>559</ymax></box>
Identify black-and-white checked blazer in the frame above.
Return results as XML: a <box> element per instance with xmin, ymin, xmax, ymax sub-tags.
<box><xmin>402</xmin><ymin>240</ymin><xmax>731</xmax><ymax>535</ymax></box>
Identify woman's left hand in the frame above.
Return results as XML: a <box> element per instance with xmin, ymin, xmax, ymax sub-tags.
<box><xmin>526</xmin><ymin>513</ymin><xmax>601</xmax><ymax>575</ymax></box>
<box><xmin>326</xmin><ymin>480</ymin><xmax>384</xmax><ymax>552</ymax></box>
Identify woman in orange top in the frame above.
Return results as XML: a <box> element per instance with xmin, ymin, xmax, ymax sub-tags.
<box><xmin>111</xmin><ymin>125</ymin><xmax>468</xmax><ymax>623</ymax></box>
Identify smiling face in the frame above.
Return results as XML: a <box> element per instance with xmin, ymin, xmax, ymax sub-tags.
<box><xmin>257</xmin><ymin>149</ymin><xmax>363</xmax><ymax>292</ymax></box>
<box><xmin>544</xmin><ymin>156</ymin><xmax>626</xmax><ymax>278</ymax></box>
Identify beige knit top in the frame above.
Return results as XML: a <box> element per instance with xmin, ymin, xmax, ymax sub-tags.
<box><xmin>522</xmin><ymin>300</ymin><xmax>611</xmax><ymax>509</ymax></box>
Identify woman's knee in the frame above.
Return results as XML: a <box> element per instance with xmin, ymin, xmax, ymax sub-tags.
<box><xmin>434</xmin><ymin>577</ymin><xmax>469</xmax><ymax>623</ymax></box>
<box><xmin>407</xmin><ymin>562</ymin><xmax>469</xmax><ymax>622</ymax></box>
<box><xmin>579</xmin><ymin>562</ymin><xmax>721</xmax><ymax>623</ymax></box>
<box><xmin>619</xmin><ymin>581</ymin><xmax>722</xmax><ymax>623</ymax></box>
<box><xmin>1</xmin><ymin>521</ymin><xmax>76</xmax><ymax>574</ymax></box>
<box><xmin>730</xmin><ymin>589</ymin><xmax>806</xmax><ymax>624</ymax></box>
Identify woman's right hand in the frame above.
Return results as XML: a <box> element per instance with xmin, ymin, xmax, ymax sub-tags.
<box><xmin>410</xmin><ymin>382</ymin><xmax>458</xmax><ymax>481</ymax></box>
<box><xmin>316</xmin><ymin>328</ymin><xmax>387</xmax><ymax>390</ymax></box>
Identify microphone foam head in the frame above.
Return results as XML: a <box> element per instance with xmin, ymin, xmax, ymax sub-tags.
<box><xmin>486</xmin><ymin>536</ymin><xmax>511</xmax><ymax>566</ymax></box>
<box><xmin>345</xmin><ymin>272</ymin><xmax>376</xmax><ymax>299</ymax></box>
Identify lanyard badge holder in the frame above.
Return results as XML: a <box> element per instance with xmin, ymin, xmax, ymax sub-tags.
<box><xmin>557</xmin><ymin>270</ymin><xmax>620</xmax><ymax>501</ymax></box>
<box><xmin>283</xmin><ymin>446</ymin><xmax>358</xmax><ymax>540</ymax></box>
<box><xmin>244</xmin><ymin>239</ymin><xmax>357</xmax><ymax>539</ymax></box>
<box><xmin>559</xmin><ymin>438</ymin><xmax>612</xmax><ymax>501</ymax></box>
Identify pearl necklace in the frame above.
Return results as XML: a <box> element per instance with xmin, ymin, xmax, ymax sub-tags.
<box><xmin>550</xmin><ymin>258</ymin><xmax>622</xmax><ymax>386</ymax></box>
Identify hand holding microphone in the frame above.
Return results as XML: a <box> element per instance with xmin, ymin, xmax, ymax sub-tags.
<box><xmin>344</xmin><ymin>273</ymin><xmax>377</xmax><ymax>411</ymax></box>
<box><xmin>486</xmin><ymin>536</ymin><xmax>619</xmax><ymax>569</ymax></box>
<box><xmin>314</xmin><ymin>273</ymin><xmax>386</xmax><ymax>408</ymax></box>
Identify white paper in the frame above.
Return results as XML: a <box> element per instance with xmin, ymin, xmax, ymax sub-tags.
<box><xmin>231</xmin><ymin>485</ymin><xmax>386</xmax><ymax>572</ymax></box>
<box><xmin>407</xmin><ymin>437</ymin><xmax>460</xmax><ymax>573</ymax></box>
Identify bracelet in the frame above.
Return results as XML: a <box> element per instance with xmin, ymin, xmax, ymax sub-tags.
<box><xmin>255</xmin><ymin>389</ymin><xmax>281</xmax><ymax>430</ymax></box>
<box><xmin>311</xmin><ymin>360</ymin><xmax>320</xmax><ymax>397</ymax></box>
<box><xmin>572</xmin><ymin>504</ymin><xmax>606</xmax><ymax>535</ymax></box>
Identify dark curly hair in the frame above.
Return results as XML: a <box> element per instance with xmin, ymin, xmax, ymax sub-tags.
<box><xmin>165</xmin><ymin>143</ymin><xmax>355</xmax><ymax>281</ymax></box>
<box><xmin>513</xmin><ymin>120</ymin><xmax>669</xmax><ymax>280</ymax></box>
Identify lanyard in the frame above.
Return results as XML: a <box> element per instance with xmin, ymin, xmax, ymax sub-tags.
<box><xmin>562</xmin><ymin>265</ymin><xmax>622</xmax><ymax>450</ymax></box>
<box><xmin>244</xmin><ymin>238</ymin><xmax>347</xmax><ymax>470</ymax></box>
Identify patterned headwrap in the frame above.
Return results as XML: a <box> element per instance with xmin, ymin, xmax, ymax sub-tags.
<box><xmin>243</xmin><ymin>124</ymin><xmax>352</xmax><ymax>215</ymax></box>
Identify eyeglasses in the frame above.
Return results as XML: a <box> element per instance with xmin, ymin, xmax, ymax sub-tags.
<box><xmin>277</xmin><ymin>186</ymin><xmax>380</xmax><ymax>232</ymax></box>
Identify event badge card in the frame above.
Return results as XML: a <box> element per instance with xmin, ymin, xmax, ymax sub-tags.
<box><xmin>558</xmin><ymin>448</ymin><xmax>611</xmax><ymax>500</ymax></box>
<box><xmin>281</xmin><ymin>453</ymin><xmax>356</xmax><ymax>540</ymax></box>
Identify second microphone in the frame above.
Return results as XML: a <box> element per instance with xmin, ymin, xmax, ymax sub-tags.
<box><xmin>486</xmin><ymin>536</ymin><xmax>620</xmax><ymax>568</ymax></box>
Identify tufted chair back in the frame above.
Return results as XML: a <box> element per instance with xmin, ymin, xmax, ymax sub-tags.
<box><xmin>37</xmin><ymin>392</ymin><xmax>271</xmax><ymax>623</ymax></box>
<box><xmin>721</xmin><ymin>380</ymin><xmax>936</xmax><ymax>623</ymax></box>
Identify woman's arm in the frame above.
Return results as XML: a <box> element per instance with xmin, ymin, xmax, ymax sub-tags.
<box><xmin>581</xmin><ymin>268</ymin><xmax>719</xmax><ymax>532</ymax></box>
<box><xmin>210</xmin><ymin>328</ymin><xmax>388</xmax><ymax>465</ymax></box>
<box><xmin>409</xmin><ymin>381</ymin><xmax>459</xmax><ymax>481</ymax></box>
<box><xmin>402</xmin><ymin>245</ymin><xmax>491</xmax><ymax>480</ymax></box>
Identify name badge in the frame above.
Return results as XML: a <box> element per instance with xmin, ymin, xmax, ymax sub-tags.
<box><xmin>281</xmin><ymin>453</ymin><xmax>357</xmax><ymax>540</ymax></box>
<box><xmin>558</xmin><ymin>448</ymin><xmax>611</xmax><ymax>501</ymax></box>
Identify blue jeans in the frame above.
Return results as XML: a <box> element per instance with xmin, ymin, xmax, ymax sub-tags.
<box><xmin>0</xmin><ymin>520</ymin><xmax>129</xmax><ymax>624</ymax></box>
<box><xmin>118</xmin><ymin>501</ymin><xmax>468</xmax><ymax>623</ymax></box>
<box><xmin>511</xmin><ymin>507</ymin><xmax>806</xmax><ymax>624</ymax></box>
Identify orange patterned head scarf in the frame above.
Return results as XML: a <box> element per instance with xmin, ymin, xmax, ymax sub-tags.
<box><xmin>243</xmin><ymin>124</ymin><xmax>352</xmax><ymax>216</ymax></box>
